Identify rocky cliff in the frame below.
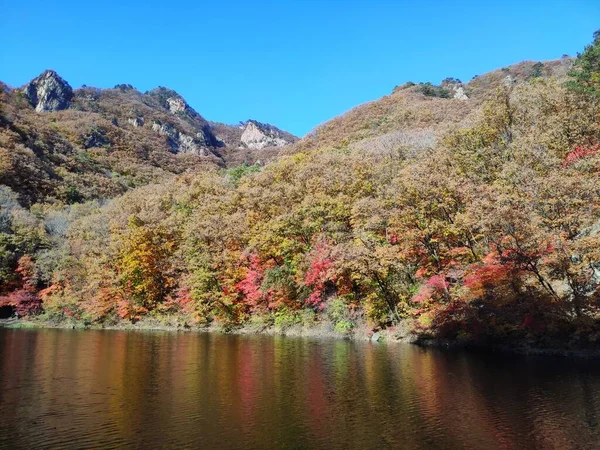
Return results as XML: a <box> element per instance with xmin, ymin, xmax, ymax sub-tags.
<box><xmin>23</xmin><ymin>70</ymin><xmax>73</xmax><ymax>112</ymax></box>
<box><xmin>240</xmin><ymin>120</ymin><xmax>295</xmax><ymax>150</ymax></box>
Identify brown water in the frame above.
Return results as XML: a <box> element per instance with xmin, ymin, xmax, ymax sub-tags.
<box><xmin>0</xmin><ymin>328</ymin><xmax>599</xmax><ymax>449</ymax></box>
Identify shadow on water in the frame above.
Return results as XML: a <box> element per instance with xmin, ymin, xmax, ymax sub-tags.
<box><xmin>0</xmin><ymin>328</ymin><xmax>599</xmax><ymax>449</ymax></box>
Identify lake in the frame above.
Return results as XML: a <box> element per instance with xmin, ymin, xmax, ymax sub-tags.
<box><xmin>0</xmin><ymin>328</ymin><xmax>599</xmax><ymax>449</ymax></box>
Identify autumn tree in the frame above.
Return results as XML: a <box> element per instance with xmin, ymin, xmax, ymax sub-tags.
<box><xmin>115</xmin><ymin>215</ymin><xmax>178</xmax><ymax>319</ymax></box>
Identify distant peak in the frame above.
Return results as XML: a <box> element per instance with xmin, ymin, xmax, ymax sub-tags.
<box><xmin>37</xmin><ymin>69</ymin><xmax>60</xmax><ymax>78</ymax></box>
<box><xmin>240</xmin><ymin>120</ymin><xmax>296</xmax><ymax>150</ymax></box>
<box><xmin>145</xmin><ymin>86</ymin><xmax>181</xmax><ymax>97</ymax></box>
<box><xmin>114</xmin><ymin>83</ymin><xmax>137</xmax><ymax>91</ymax></box>
<box><xmin>144</xmin><ymin>87</ymin><xmax>190</xmax><ymax>115</ymax></box>
<box><xmin>23</xmin><ymin>70</ymin><xmax>73</xmax><ymax>112</ymax></box>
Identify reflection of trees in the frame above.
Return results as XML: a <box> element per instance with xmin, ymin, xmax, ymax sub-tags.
<box><xmin>409</xmin><ymin>349</ymin><xmax>600</xmax><ymax>449</ymax></box>
<box><xmin>1</xmin><ymin>331</ymin><xmax>600</xmax><ymax>448</ymax></box>
<box><xmin>580</xmin><ymin>373</ymin><xmax>599</xmax><ymax>430</ymax></box>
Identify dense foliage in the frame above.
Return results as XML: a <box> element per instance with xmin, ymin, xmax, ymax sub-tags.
<box><xmin>1</xmin><ymin>35</ymin><xmax>600</xmax><ymax>349</ymax></box>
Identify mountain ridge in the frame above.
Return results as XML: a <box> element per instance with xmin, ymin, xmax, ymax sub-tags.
<box><xmin>0</xmin><ymin>69</ymin><xmax>298</xmax><ymax>204</ymax></box>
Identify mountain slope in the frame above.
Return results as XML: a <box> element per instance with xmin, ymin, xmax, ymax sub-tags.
<box><xmin>292</xmin><ymin>58</ymin><xmax>573</xmax><ymax>156</ymax></box>
<box><xmin>0</xmin><ymin>71</ymin><xmax>298</xmax><ymax>205</ymax></box>
<box><xmin>2</xmin><ymin>34</ymin><xmax>600</xmax><ymax>352</ymax></box>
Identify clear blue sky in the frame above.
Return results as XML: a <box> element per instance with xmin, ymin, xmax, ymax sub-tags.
<box><xmin>1</xmin><ymin>0</ymin><xmax>598</xmax><ymax>136</ymax></box>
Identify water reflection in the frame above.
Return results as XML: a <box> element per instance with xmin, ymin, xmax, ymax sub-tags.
<box><xmin>0</xmin><ymin>329</ymin><xmax>599</xmax><ymax>449</ymax></box>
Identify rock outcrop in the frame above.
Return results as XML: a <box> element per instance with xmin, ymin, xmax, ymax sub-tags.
<box><xmin>441</xmin><ymin>78</ymin><xmax>469</xmax><ymax>100</ymax></box>
<box><xmin>451</xmin><ymin>85</ymin><xmax>468</xmax><ymax>100</ymax></box>
<box><xmin>503</xmin><ymin>75</ymin><xmax>515</xmax><ymax>87</ymax></box>
<box><xmin>23</xmin><ymin>70</ymin><xmax>73</xmax><ymax>112</ymax></box>
<box><xmin>145</xmin><ymin>88</ymin><xmax>190</xmax><ymax>115</ymax></box>
<box><xmin>152</xmin><ymin>121</ymin><xmax>209</xmax><ymax>155</ymax></box>
<box><xmin>240</xmin><ymin>120</ymin><xmax>292</xmax><ymax>150</ymax></box>
<box><xmin>128</xmin><ymin>116</ymin><xmax>144</xmax><ymax>128</ymax></box>
<box><xmin>166</xmin><ymin>96</ymin><xmax>187</xmax><ymax>114</ymax></box>
<box><xmin>151</xmin><ymin>121</ymin><xmax>177</xmax><ymax>138</ymax></box>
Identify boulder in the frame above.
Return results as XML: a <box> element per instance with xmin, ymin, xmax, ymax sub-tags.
<box><xmin>371</xmin><ymin>332</ymin><xmax>381</xmax><ymax>342</ymax></box>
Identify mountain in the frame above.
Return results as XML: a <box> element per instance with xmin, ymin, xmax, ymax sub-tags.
<box><xmin>0</xmin><ymin>70</ymin><xmax>298</xmax><ymax>205</ymax></box>
<box><xmin>1</xmin><ymin>31</ymin><xmax>599</xmax><ymax>352</ymax></box>
<box><xmin>1</xmin><ymin>60</ymin><xmax>572</xmax><ymax>206</ymax></box>
<box><xmin>292</xmin><ymin>58</ymin><xmax>573</xmax><ymax>156</ymax></box>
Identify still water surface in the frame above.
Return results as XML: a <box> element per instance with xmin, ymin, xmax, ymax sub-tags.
<box><xmin>0</xmin><ymin>328</ymin><xmax>599</xmax><ymax>449</ymax></box>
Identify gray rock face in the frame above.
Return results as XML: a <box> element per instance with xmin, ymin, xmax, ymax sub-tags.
<box><xmin>23</xmin><ymin>70</ymin><xmax>73</xmax><ymax>112</ymax></box>
<box><xmin>128</xmin><ymin>116</ymin><xmax>144</xmax><ymax>128</ymax></box>
<box><xmin>578</xmin><ymin>221</ymin><xmax>600</xmax><ymax>284</ymax></box>
<box><xmin>441</xmin><ymin>78</ymin><xmax>469</xmax><ymax>100</ymax></box>
<box><xmin>592</xmin><ymin>263</ymin><xmax>600</xmax><ymax>284</ymax></box>
<box><xmin>178</xmin><ymin>134</ymin><xmax>203</xmax><ymax>154</ymax></box>
<box><xmin>145</xmin><ymin>88</ymin><xmax>190</xmax><ymax>115</ymax></box>
<box><xmin>452</xmin><ymin>85</ymin><xmax>468</xmax><ymax>100</ymax></box>
<box><xmin>195</xmin><ymin>129</ymin><xmax>213</xmax><ymax>147</ymax></box>
<box><xmin>503</xmin><ymin>75</ymin><xmax>515</xmax><ymax>87</ymax></box>
<box><xmin>152</xmin><ymin>121</ymin><xmax>208</xmax><ymax>155</ymax></box>
<box><xmin>166</xmin><ymin>96</ymin><xmax>187</xmax><ymax>114</ymax></box>
<box><xmin>240</xmin><ymin>120</ymin><xmax>291</xmax><ymax>150</ymax></box>
<box><xmin>151</xmin><ymin>121</ymin><xmax>179</xmax><ymax>139</ymax></box>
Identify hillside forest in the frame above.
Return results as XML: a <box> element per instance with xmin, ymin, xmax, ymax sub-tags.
<box><xmin>1</xmin><ymin>33</ymin><xmax>600</xmax><ymax>350</ymax></box>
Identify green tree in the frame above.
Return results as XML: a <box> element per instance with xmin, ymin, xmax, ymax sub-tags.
<box><xmin>567</xmin><ymin>30</ymin><xmax>600</xmax><ymax>98</ymax></box>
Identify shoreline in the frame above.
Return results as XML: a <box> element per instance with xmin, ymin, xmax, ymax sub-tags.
<box><xmin>0</xmin><ymin>317</ymin><xmax>398</xmax><ymax>342</ymax></box>
<box><xmin>2</xmin><ymin>318</ymin><xmax>599</xmax><ymax>359</ymax></box>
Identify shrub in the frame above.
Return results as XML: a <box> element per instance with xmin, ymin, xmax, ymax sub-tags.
<box><xmin>529</xmin><ymin>62</ymin><xmax>544</xmax><ymax>79</ymax></box>
<box><xmin>0</xmin><ymin>289</ymin><xmax>42</xmax><ymax>316</ymax></box>
<box><xmin>273</xmin><ymin>307</ymin><xmax>300</xmax><ymax>330</ymax></box>
<box><xmin>225</xmin><ymin>163</ymin><xmax>261</xmax><ymax>186</ymax></box>
<box><xmin>327</xmin><ymin>297</ymin><xmax>355</xmax><ymax>333</ymax></box>
<box><xmin>417</xmin><ymin>82</ymin><xmax>451</xmax><ymax>98</ymax></box>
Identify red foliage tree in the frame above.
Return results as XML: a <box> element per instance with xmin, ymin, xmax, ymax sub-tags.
<box><xmin>563</xmin><ymin>143</ymin><xmax>599</xmax><ymax>166</ymax></box>
<box><xmin>412</xmin><ymin>274</ymin><xmax>449</xmax><ymax>304</ymax></box>
<box><xmin>235</xmin><ymin>253</ymin><xmax>270</xmax><ymax>310</ymax></box>
<box><xmin>0</xmin><ymin>256</ymin><xmax>42</xmax><ymax>316</ymax></box>
<box><xmin>304</xmin><ymin>242</ymin><xmax>336</xmax><ymax>309</ymax></box>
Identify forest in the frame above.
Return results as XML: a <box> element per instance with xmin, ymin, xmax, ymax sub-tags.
<box><xmin>1</xmin><ymin>32</ymin><xmax>599</xmax><ymax>351</ymax></box>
